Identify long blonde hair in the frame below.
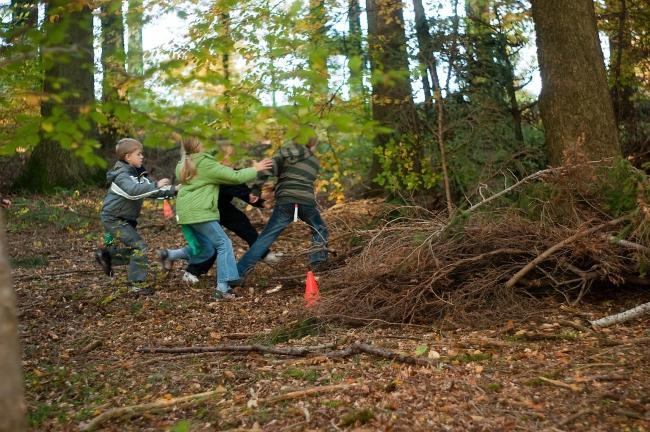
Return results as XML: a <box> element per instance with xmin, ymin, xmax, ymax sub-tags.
<box><xmin>179</xmin><ymin>137</ymin><xmax>203</xmax><ymax>183</ymax></box>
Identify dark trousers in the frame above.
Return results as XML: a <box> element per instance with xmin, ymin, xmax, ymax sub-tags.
<box><xmin>101</xmin><ymin>217</ymin><xmax>148</xmax><ymax>282</ymax></box>
<box><xmin>186</xmin><ymin>201</ymin><xmax>263</xmax><ymax>276</ymax></box>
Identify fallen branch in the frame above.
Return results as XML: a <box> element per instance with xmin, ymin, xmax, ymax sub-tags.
<box><xmin>137</xmin><ymin>342</ymin><xmax>435</xmax><ymax>366</ymax></box>
<box><xmin>538</xmin><ymin>376</ymin><xmax>582</xmax><ymax>392</ymax></box>
<box><xmin>324</xmin><ymin>343</ymin><xmax>438</xmax><ymax>366</ymax></box>
<box><xmin>137</xmin><ymin>343</ymin><xmax>336</xmax><ymax>357</ymax></box>
<box><xmin>505</xmin><ymin>216</ymin><xmax>628</xmax><ymax>288</ymax></box>
<box><xmin>589</xmin><ymin>301</ymin><xmax>650</xmax><ymax>328</ymax></box>
<box><xmin>79</xmin><ymin>389</ymin><xmax>223</xmax><ymax>431</ymax></box>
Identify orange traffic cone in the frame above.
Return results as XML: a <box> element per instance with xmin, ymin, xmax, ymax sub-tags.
<box><xmin>163</xmin><ymin>199</ymin><xmax>174</xmax><ymax>219</ymax></box>
<box><xmin>304</xmin><ymin>271</ymin><xmax>320</xmax><ymax>307</ymax></box>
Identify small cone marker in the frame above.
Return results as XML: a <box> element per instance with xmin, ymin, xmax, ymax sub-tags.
<box><xmin>163</xmin><ymin>199</ymin><xmax>174</xmax><ymax>219</ymax></box>
<box><xmin>304</xmin><ymin>271</ymin><xmax>320</xmax><ymax>307</ymax></box>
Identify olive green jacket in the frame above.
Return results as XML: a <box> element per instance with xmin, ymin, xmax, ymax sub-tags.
<box><xmin>175</xmin><ymin>153</ymin><xmax>256</xmax><ymax>224</ymax></box>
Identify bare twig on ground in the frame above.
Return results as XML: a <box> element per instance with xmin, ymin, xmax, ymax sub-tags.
<box><xmin>79</xmin><ymin>389</ymin><xmax>223</xmax><ymax>431</ymax></box>
<box><xmin>137</xmin><ymin>343</ymin><xmax>337</xmax><ymax>357</ymax></box>
<box><xmin>590</xmin><ymin>302</ymin><xmax>650</xmax><ymax>328</ymax></box>
<box><xmin>323</xmin><ymin>343</ymin><xmax>438</xmax><ymax>366</ymax></box>
<box><xmin>538</xmin><ymin>377</ymin><xmax>582</xmax><ymax>392</ymax></box>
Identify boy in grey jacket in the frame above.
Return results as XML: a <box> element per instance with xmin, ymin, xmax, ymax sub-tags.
<box><xmin>95</xmin><ymin>138</ymin><xmax>175</xmax><ymax>295</ymax></box>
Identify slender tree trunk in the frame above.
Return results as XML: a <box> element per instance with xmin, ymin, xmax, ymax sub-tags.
<box><xmin>366</xmin><ymin>0</ymin><xmax>419</xmax><ymax>190</ymax></box>
<box><xmin>126</xmin><ymin>0</ymin><xmax>144</xmax><ymax>100</ymax></box>
<box><xmin>8</xmin><ymin>0</ymin><xmax>38</xmax><ymax>44</ymax></box>
<box><xmin>308</xmin><ymin>0</ymin><xmax>329</xmax><ymax>102</ymax></box>
<box><xmin>412</xmin><ymin>0</ymin><xmax>433</xmax><ymax>104</ymax></box>
<box><xmin>608</xmin><ymin>0</ymin><xmax>634</xmax><ymax>125</ymax></box>
<box><xmin>101</xmin><ymin>0</ymin><xmax>129</xmax><ymax>149</ymax></box>
<box><xmin>445</xmin><ymin>0</ymin><xmax>460</xmax><ymax>94</ymax></box>
<box><xmin>18</xmin><ymin>0</ymin><xmax>98</xmax><ymax>191</ymax></box>
<box><xmin>0</xmin><ymin>211</ymin><xmax>26</xmax><ymax>431</ymax></box>
<box><xmin>531</xmin><ymin>0</ymin><xmax>621</xmax><ymax>164</ymax></box>
<box><xmin>347</xmin><ymin>0</ymin><xmax>365</xmax><ymax>99</ymax></box>
<box><xmin>464</xmin><ymin>0</ymin><xmax>501</xmax><ymax>101</ymax></box>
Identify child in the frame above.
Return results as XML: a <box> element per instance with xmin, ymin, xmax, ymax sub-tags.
<box><xmin>236</xmin><ymin>135</ymin><xmax>329</xmax><ymax>279</ymax></box>
<box><xmin>158</xmin><ymin>183</ymin><xmax>280</xmax><ymax>284</ymax></box>
<box><xmin>174</xmin><ymin>137</ymin><xmax>272</xmax><ymax>300</ymax></box>
<box><xmin>95</xmin><ymin>138</ymin><xmax>176</xmax><ymax>295</ymax></box>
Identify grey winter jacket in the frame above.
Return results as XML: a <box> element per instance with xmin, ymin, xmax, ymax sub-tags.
<box><xmin>100</xmin><ymin>160</ymin><xmax>175</xmax><ymax>222</ymax></box>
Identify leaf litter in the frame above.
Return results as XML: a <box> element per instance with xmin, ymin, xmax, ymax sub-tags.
<box><xmin>5</xmin><ymin>191</ymin><xmax>649</xmax><ymax>431</ymax></box>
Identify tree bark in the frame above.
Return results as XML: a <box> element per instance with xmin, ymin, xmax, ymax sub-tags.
<box><xmin>126</xmin><ymin>0</ymin><xmax>144</xmax><ymax>101</ymax></box>
<box><xmin>412</xmin><ymin>0</ymin><xmax>436</xmax><ymax>104</ymax></box>
<box><xmin>531</xmin><ymin>0</ymin><xmax>621</xmax><ymax>165</ymax></box>
<box><xmin>365</xmin><ymin>0</ymin><xmax>418</xmax><ymax>190</ymax></box>
<box><xmin>101</xmin><ymin>0</ymin><xmax>130</xmax><ymax>150</ymax></box>
<box><xmin>347</xmin><ymin>0</ymin><xmax>365</xmax><ymax>99</ymax></box>
<box><xmin>0</xmin><ymin>211</ymin><xmax>26</xmax><ymax>431</ymax></box>
<box><xmin>18</xmin><ymin>0</ymin><xmax>99</xmax><ymax>191</ymax></box>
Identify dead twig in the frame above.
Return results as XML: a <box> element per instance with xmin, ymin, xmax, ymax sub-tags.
<box><xmin>323</xmin><ymin>343</ymin><xmax>438</xmax><ymax>366</ymax></box>
<box><xmin>79</xmin><ymin>389</ymin><xmax>223</xmax><ymax>431</ymax></box>
<box><xmin>136</xmin><ymin>343</ymin><xmax>337</xmax><ymax>357</ymax></box>
<box><xmin>537</xmin><ymin>376</ymin><xmax>582</xmax><ymax>392</ymax></box>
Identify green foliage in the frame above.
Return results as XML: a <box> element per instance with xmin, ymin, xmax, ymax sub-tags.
<box><xmin>339</xmin><ymin>408</ymin><xmax>374</xmax><ymax>427</ymax></box>
<box><xmin>170</xmin><ymin>420</ymin><xmax>191</xmax><ymax>432</ymax></box>
<box><xmin>284</xmin><ymin>367</ymin><xmax>320</xmax><ymax>382</ymax></box>
<box><xmin>600</xmin><ymin>158</ymin><xmax>647</xmax><ymax>217</ymax></box>
<box><xmin>254</xmin><ymin>318</ymin><xmax>323</xmax><ymax>345</ymax></box>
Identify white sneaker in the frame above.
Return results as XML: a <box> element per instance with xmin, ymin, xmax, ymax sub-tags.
<box><xmin>181</xmin><ymin>271</ymin><xmax>199</xmax><ymax>284</ymax></box>
<box><xmin>263</xmin><ymin>251</ymin><xmax>283</xmax><ymax>264</ymax></box>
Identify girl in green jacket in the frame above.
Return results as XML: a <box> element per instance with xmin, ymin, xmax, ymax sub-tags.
<box><xmin>175</xmin><ymin>137</ymin><xmax>272</xmax><ymax>299</ymax></box>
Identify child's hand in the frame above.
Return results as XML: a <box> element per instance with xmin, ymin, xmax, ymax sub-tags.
<box><xmin>157</xmin><ymin>178</ymin><xmax>171</xmax><ymax>187</ymax></box>
<box><xmin>0</xmin><ymin>198</ymin><xmax>10</xmax><ymax>208</ymax></box>
<box><xmin>249</xmin><ymin>194</ymin><xmax>259</xmax><ymax>203</ymax></box>
<box><xmin>253</xmin><ymin>158</ymin><xmax>273</xmax><ymax>172</ymax></box>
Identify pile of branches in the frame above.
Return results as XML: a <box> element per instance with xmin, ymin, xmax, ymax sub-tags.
<box><xmin>315</xmin><ymin>158</ymin><xmax>650</xmax><ymax>325</ymax></box>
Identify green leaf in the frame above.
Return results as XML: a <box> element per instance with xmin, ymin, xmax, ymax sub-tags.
<box><xmin>414</xmin><ymin>345</ymin><xmax>428</xmax><ymax>357</ymax></box>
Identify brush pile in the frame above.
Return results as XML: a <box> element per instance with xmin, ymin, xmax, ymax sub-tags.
<box><xmin>315</xmin><ymin>157</ymin><xmax>650</xmax><ymax>325</ymax></box>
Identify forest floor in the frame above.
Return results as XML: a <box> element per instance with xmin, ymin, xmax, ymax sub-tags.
<box><xmin>6</xmin><ymin>190</ymin><xmax>650</xmax><ymax>431</ymax></box>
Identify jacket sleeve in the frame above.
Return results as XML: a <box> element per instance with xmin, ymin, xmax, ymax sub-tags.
<box><xmin>250</xmin><ymin>152</ymin><xmax>283</xmax><ymax>196</ymax></box>
<box><xmin>203</xmin><ymin>159</ymin><xmax>257</xmax><ymax>185</ymax></box>
<box><xmin>110</xmin><ymin>171</ymin><xmax>165</xmax><ymax>200</ymax></box>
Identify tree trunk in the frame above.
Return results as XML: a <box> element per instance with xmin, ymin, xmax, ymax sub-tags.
<box><xmin>365</xmin><ymin>0</ymin><xmax>418</xmax><ymax>189</ymax></box>
<box><xmin>126</xmin><ymin>0</ymin><xmax>144</xmax><ymax>100</ymax></box>
<box><xmin>531</xmin><ymin>0</ymin><xmax>621</xmax><ymax>165</ymax></box>
<box><xmin>308</xmin><ymin>0</ymin><xmax>329</xmax><ymax>102</ymax></box>
<box><xmin>464</xmin><ymin>0</ymin><xmax>502</xmax><ymax>101</ymax></box>
<box><xmin>347</xmin><ymin>0</ymin><xmax>366</xmax><ymax>99</ymax></box>
<box><xmin>412</xmin><ymin>0</ymin><xmax>434</xmax><ymax>105</ymax></box>
<box><xmin>607</xmin><ymin>0</ymin><xmax>635</xmax><ymax>126</ymax></box>
<box><xmin>18</xmin><ymin>0</ymin><xmax>98</xmax><ymax>191</ymax></box>
<box><xmin>0</xmin><ymin>211</ymin><xmax>26</xmax><ymax>431</ymax></box>
<box><xmin>8</xmin><ymin>0</ymin><xmax>38</xmax><ymax>44</ymax></box>
<box><xmin>101</xmin><ymin>0</ymin><xmax>129</xmax><ymax>150</ymax></box>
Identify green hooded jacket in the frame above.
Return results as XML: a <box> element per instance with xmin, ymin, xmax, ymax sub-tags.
<box><xmin>175</xmin><ymin>153</ymin><xmax>256</xmax><ymax>225</ymax></box>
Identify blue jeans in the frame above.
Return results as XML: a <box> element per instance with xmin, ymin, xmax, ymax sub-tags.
<box><xmin>185</xmin><ymin>221</ymin><xmax>240</xmax><ymax>287</ymax></box>
<box><xmin>237</xmin><ymin>203</ymin><xmax>328</xmax><ymax>277</ymax></box>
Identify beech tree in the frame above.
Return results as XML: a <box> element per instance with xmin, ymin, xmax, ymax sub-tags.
<box><xmin>18</xmin><ymin>0</ymin><xmax>100</xmax><ymax>190</ymax></box>
<box><xmin>531</xmin><ymin>0</ymin><xmax>621</xmax><ymax>164</ymax></box>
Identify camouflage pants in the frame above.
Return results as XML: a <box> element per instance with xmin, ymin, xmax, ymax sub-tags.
<box><xmin>101</xmin><ymin>218</ymin><xmax>148</xmax><ymax>282</ymax></box>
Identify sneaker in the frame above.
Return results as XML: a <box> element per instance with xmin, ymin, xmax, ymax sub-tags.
<box><xmin>181</xmin><ymin>270</ymin><xmax>200</xmax><ymax>284</ymax></box>
<box><xmin>157</xmin><ymin>249</ymin><xmax>173</xmax><ymax>271</ymax></box>
<box><xmin>262</xmin><ymin>251</ymin><xmax>282</xmax><ymax>264</ymax></box>
<box><xmin>94</xmin><ymin>248</ymin><xmax>113</xmax><ymax>277</ymax></box>
<box><xmin>129</xmin><ymin>284</ymin><xmax>155</xmax><ymax>297</ymax></box>
<box><xmin>213</xmin><ymin>290</ymin><xmax>236</xmax><ymax>301</ymax></box>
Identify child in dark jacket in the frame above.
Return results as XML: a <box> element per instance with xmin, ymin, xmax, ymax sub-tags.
<box><xmin>95</xmin><ymin>138</ymin><xmax>176</xmax><ymax>295</ymax></box>
<box><xmin>237</xmin><ymin>136</ymin><xmax>328</xmax><ymax>278</ymax></box>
